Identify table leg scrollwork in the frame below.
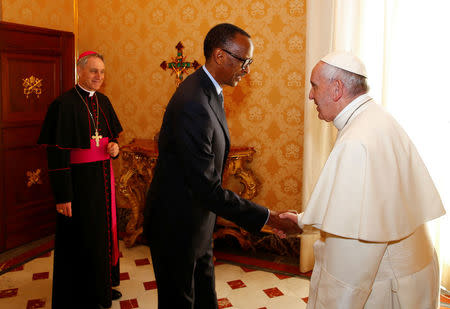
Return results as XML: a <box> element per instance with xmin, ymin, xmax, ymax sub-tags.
<box><xmin>223</xmin><ymin>148</ymin><xmax>258</xmax><ymax>200</ymax></box>
<box><xmin>116</xmin><ymin>139</ymin><xmax>261</xmax><ymax>250</ymax></box>
<box><xmin>213</xmin><ymin>148</ymin><xmax>260</xmax><ymax>249</ymax></box>
<box><xmin>117</xmin><ymin>151</ymin><xmax>156</xmax><ymax>247</ymax></box>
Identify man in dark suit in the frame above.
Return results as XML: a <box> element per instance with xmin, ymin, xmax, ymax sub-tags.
<box><xmin>143</xmin><ymin>23</ymin><xmax>301</xmax><ymax>309</ymax></box>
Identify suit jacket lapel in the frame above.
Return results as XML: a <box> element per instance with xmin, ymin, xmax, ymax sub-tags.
<box><xmin>197</xmin><ymin>69</ymin><xmax>231</xmax><ymax>145</ymax></box>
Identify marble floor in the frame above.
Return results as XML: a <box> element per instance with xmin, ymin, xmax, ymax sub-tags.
<box><xmin>0</xmin><ymin>240</ymin><xmax>311</xmax><ymax>309</ymax></box>
<box><xmin>1</xmin><ymin>240</ymin><xmax>449</xmax><ymax>309</ymax></box>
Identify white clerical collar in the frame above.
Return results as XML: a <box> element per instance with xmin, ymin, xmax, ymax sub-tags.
<box><xmin>333</xmin><ymin>93</ymin><xmax>372</xmax><ymax>130</ymax></box>
<box><xmin>202</xmin><ymin>66</ymin><xmax>223</xmax><ymax>96</ymax></box>
<box><xmin>77</xmin><ymin>84</ymin><xmax>96</xmax><ymax>97</ymax></box>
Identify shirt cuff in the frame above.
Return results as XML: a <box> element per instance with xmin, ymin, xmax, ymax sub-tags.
<box><xmin>297</xmin><ymin>212</ymin><xmax>304</xmax><ymax>229</ymax></box>
<box><xmin>263</xmin><ymin>208</ymin><xmax>270</xmax><ymax>225</ymax></box>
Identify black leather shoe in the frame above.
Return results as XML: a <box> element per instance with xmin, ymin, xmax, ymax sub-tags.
<box><xmin>112</xmin><ymin>289</ymin><xmax>122</xmax><ymax>300</ymax></box>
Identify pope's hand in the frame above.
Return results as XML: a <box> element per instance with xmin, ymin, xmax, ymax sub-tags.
<box><xmin>107</xmin><ymin>142</ymin><xmax>119</xmax><ymax>157</ymax></box>
<box><xmin>278</xmin><ymin>212</ymin><xmax>298</xmax><ymax>223</ymax></box>
<box><xmin>56</xmin><ymin>202</ymin><xmax>72</xmax><ymax>217</ymax></box>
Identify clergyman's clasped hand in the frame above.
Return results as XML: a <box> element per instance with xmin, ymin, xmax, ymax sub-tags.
<box><xmin>107</xmin><ymin>142</ymin><xmax>119</xmax><ymax>158</ymax></box>
<box><xmin>267</xmin><ymin>210</ymin><xmax>302</xmax><ymax>238</ymax></box>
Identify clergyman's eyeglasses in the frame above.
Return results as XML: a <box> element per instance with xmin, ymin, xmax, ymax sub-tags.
<box><xmin>221</xmin><ymin>49</ymin><xmax>253</xmax><ymax>70</ymax></box>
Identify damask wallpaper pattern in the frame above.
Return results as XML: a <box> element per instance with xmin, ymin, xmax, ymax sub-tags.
<box><xmin>1</xmin><ymin>0</ymin><xmax>74</xmax><ymax>32</ymax></box>
<box><xmin>1</xmin><ymin>0</ymin><xmax>306</xmax><ymax>212</ymax></box>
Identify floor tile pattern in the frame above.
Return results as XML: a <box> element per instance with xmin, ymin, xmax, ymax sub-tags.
<box><xmin>1</xmin><ymin>241</ymin><xmax>449</xmax><ymax>309</ymax></box>
<box><xmin>0</xmin><ymin>241</ymin><xmax>310</xmax><ymax>308</ymax></box>
<box><xmin>32</xmin><ymin>272</ymin><xmax>49</xmax><ymax>281</ymax></box>
<box><xmin>26</xmin><ymin>298</ymin><xmax>46</xmax><ymax>309</ymax></box>
<box><xmin>143</xmin><ymin>281</ymin><xmax>157</xmax><ymax>291</ymax></box>
<box><xmin>227</xmin><ymin>279</ymin><xmax>246</xmax><ymax>289</ymax></box>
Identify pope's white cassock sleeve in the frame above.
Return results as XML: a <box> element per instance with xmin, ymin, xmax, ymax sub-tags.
<box><xmin>300</xmin><ymin>95</ymin><xmax>445</xmax><ymax>309</ymax></box>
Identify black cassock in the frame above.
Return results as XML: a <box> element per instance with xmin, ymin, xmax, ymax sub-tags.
<box><xmin>38</xmin><ymin>85</ymin><xmax>123</xmax><ymax>309</ymax></box>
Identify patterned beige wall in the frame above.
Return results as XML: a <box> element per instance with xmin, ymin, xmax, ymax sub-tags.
<box><xmin>0</xmin><ymin>0</ymin><xmax>306</xmax><ymax>212</ymax></box>
<box><xmin>0</xmin><ymin>0</ymin><xmax>74</xmax><ymax>32</ymax></box>
<box><xmin>78</xmin><ymin>0</ymin><xmax>306</xmax><ymax>212</ymax></box>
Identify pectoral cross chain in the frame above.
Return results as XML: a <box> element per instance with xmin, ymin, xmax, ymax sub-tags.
<box><xmin>75</xmin><ymin>87</ymin><xmax>103</xmax><ymax>148</ymax></box>
<box><xmin>92</xmin><ymin>129</ymin><xmax>103</xmax><ymax>147</ymax></box>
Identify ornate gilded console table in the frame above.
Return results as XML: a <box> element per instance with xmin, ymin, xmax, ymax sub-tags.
<box><xmin>116</xmin><ymin>138</ymin><xmax>260</xmax><ymax>248</ymax></box>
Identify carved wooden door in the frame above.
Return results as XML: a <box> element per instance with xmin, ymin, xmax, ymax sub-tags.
<box><xmin>0</xmin><ymin>21</ymin><xmax>74</xmax><ymax>252</ymax></box>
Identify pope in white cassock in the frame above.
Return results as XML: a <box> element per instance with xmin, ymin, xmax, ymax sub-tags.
<box><xmin>280</xmin><ymin>52</ymin><xmax>446</xmax><ymax>308</ymax></box>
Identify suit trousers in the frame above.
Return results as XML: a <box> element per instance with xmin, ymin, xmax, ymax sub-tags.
<box><xmin>150</xmin><ymin>244</ymin><xmax>218</xmax><ymax>309</ymax></box>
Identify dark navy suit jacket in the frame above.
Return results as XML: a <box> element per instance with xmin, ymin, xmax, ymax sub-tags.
<box><xmin>143</xmin><ymin>68</ymin><xmax>268</xmax><ymax>256</ymax></box>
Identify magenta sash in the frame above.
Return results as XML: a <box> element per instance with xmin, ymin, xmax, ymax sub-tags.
<box><xmin>70</xmin><ymin>137</ymin><xmax>119</xmax><ymax>265</ymax></box>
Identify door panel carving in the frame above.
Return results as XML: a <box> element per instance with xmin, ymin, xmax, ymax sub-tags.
<box><xmin>0</xmin><ymin>21</ymin><xmax>74</xmax><ymax>252</ymax></box>
<box><xmin>2</xmin><ymin>53</ymin><xmax>60</xmax><ymax>122</ymax></box>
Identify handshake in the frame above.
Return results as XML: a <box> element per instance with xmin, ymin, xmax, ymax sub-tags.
<box><xmin>266</xmin><ymin>210</ymin><xmax>303</xmax><ymax>238</ymax></box>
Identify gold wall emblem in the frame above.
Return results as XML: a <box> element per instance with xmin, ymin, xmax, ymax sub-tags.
<box><xmin>26</xmin><ymin>169</ymin><xmax>42</xmax><ymax>187</ymax></box>
<box><xmin>22</xmin><ymin>75</ymin><xmax>43</xmax><ymax>98</ymax></box>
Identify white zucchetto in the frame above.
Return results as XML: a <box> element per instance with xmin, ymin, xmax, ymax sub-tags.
<box><xmin>321</xmin><ymin>51</ymin><xmax>367</xmax><ymax>77</ymax></box>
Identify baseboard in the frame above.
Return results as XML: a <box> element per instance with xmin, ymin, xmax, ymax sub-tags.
<box><xmin>0</xmin><ymin>239</ymin><xmax>54</xmax><ymax>276</ymax></box>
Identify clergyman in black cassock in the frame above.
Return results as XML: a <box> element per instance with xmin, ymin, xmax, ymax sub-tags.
<box><xmin>38</xmin><ymin>52</ymin><xmax>123</xmax><ymax>309</ymax></box>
